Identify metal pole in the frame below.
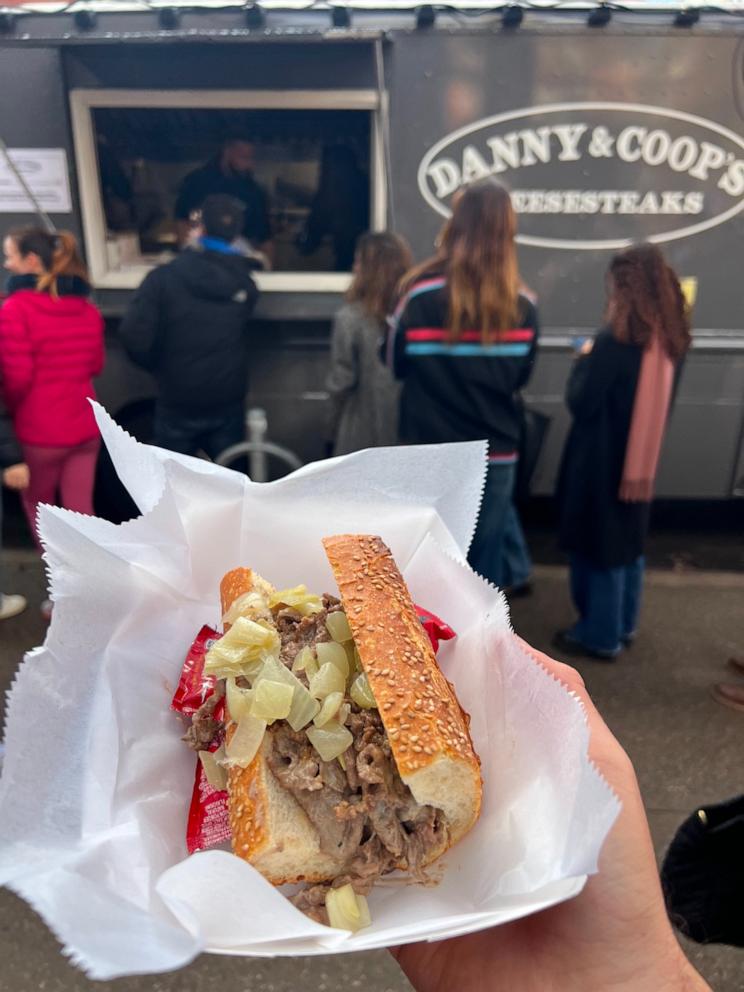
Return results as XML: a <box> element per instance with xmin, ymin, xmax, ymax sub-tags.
<box><xmin>0</xmin><ymin>136</ymin><xmax>56</xmax><ymax>233</ymax></box>
<box><xmin>374</xmin><ymin>36</ymin><xmax>395</xmax><ymax>232</ymax></box>
<box><xmin>247</xmin><ymin>407</ymin><xmax>269</xmax><ymax>483</ymax></box>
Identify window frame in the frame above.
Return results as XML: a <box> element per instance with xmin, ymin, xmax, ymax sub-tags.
<box><xmin>70</xmin><ymin>87</ymin><xmax>385</xmax><ymax>292</ymax></box>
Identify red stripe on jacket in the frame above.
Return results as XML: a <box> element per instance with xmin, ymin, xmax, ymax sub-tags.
<box><xmin>405</xmin><ymin>328</ymin><xmax>535</xmax><ymax>343</ymax></box>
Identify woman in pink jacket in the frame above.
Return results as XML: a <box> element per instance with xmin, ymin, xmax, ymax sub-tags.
<box><xmin>0</xmin><ymin>229</ymin><xmax>104</xmax><ymax>554</ymax></box>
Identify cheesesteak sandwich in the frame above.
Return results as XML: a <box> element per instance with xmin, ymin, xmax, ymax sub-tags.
<box><xmin>183</xmin><ymin>534</ymin><xmax>481</xmax><ymax>928</ymax></box>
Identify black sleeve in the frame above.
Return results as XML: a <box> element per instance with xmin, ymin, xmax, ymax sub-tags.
<box><xmin>118</xmin><ymin>270</ymin><xmax>164</xmax><ymax>371</ymax></box>
<box><xmin>516</xmin><ymin>299</ymin><xmax>540</xmax><ymax>390</ymax></box>
<box><xmin>174</xmin><ymin>170</ymin><xmax>202</xmax><ymax>222</ymax></box>
<box><xmin>242</xmin><ymin>275</ymin><xmax>260</xmax><ymax>323</ymax></box>
<box><xmin>252</xmin><ymin>185</ymin><xmax>272</xmax><ymax>245</ymax></box>
<box><xmin>0</xmin><ymin>404</ymin><xmax>21</xmax><ymax>468</ymax></box>
<box><xmin>565</xmin><ymin>331</ymin><xmax>619</xmax><ymax>420</ymax></box>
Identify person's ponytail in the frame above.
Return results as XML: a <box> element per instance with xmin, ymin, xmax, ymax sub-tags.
<box><xmin>36</xmin><ymin>230</ymin><xmax>89</xmax><ymax>296</ymax></box>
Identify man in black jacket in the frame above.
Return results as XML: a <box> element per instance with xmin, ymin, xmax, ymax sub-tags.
<box><xmin>119</xmin><ymin>195</ymin><xmax>261</xmax><ymax>459</ymax></box>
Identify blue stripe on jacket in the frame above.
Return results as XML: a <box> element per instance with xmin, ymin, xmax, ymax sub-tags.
<box><xmin>405</xmin><ymin>342</ymin><xmax>532</xmax><ymax>357</ymax></box>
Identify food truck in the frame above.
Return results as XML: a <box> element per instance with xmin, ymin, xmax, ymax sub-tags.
<box><xmin>1</xmin><ymin>0</ymin><xmax>743</xmax><ymax>505</ymax></box>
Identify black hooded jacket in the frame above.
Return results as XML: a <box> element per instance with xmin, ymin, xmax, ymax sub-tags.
<box><xmin>119</xmin><ymin>247</ymin><xmax>260</xmax><ymax>414</ymax></box>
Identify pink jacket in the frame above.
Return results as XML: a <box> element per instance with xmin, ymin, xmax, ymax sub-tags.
<box><xmin>0</xmin><ymin>286</ymin><xmax>105</xmax><ymax>447</ymax></box>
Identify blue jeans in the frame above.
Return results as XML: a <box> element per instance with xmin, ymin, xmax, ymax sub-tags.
<box><xmin>153</xmin><ymin>403</ymin><xmax>245</xmax><ymax>460</ymax></box>
<box><xmin>468</xmin><ymin>462</ymin><xmax>532</xmax><ymax>589</ymax></box>
<box><xmin>568</xmin><ymin>553</ymin><xmax>645</xmax><ymax>656</ymax></box>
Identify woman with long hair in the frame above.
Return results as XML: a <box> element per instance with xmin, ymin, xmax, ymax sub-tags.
<box><xmin>554</xmin><ymin>243</ymin><xmax>691</xmax><ymax>660</ymax></box>
<box><xmin>326</xmin><ymin>231</ymin><xmax>412</xmax><ymax>455</ymax></box>
<box><xmin>0</xmin><ymin>228</ymin><xmax>104</xmax><ymax>612</ymax></box>
<box><xmin>387</xmin><ymin>178</ymin><xmax>539</xmax><ymax>589</ymax></box>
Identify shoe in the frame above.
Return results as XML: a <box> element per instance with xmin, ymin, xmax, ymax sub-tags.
<box><xmin>710</xmin><ymin>682</ymin><xmax>744</xmax><ymax>713</ymax></box>
<box><xmin>726</xmin><ymin>656</ymin><xmax>744</xmax><ymax>677</ymax></box>
<box><xmin>0</xmin><ymin>594</ymin><xmax>27</xmax><ymax>621</ymax></box>
<box><xmin>40</xmin><ymin>599</ymin><xmax>53</xmax><ymax>622</ymax></box>
<box><xmin>504</xmin><ymin>581</ymin><xmax>533</xmax><ymax>599</ymax></box>
<box><xmin>552</xmin><ymin>629</ymin><xmax>619</xmax><ymax>662</ymax></box>
<box><xmin>622</xmin><ymin>631</ymin><xmax>637</xmax><ymax>648</ymax></box>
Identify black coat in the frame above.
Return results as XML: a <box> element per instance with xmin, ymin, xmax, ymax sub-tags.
<box><xmin>557</xmin><ymin>328</ymin><xmax>650</xmax><ymax>569</ymax></box>
<box><xmin>119</xmin><ymin>247</ymin><xmax>260</xmax><ymax>415</ymax></box>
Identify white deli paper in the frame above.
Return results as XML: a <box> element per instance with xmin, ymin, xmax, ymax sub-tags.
<box><xmin>0</xmin><ymin>405</ymin><xmax>620</xmax><ymax>980</ymax></box>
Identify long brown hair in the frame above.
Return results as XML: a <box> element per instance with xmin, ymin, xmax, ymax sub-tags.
<box><xmin>401</xmin><ymin>178</ymin><xmax>520</xmax><ymax>342</ymax></box>
<box><xmin>9</xmin><ymin>228</ymin><xmax>89</xmax><ymax>297</ymax></box>
<box><xmin>607</xmin><ymin>244</ymin><xmax>691</xmax><ymax>361</ymax></box>
<box><xmin>346</xmin><ymin>231</ymin><xmax>413</xmax><ymax>324</ymax></box>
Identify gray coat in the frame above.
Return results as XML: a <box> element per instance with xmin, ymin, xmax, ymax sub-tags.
<box><xmin>326</xmin><ymin>303</ymin><xmax>401</xmax><ymax>455</ymax></box>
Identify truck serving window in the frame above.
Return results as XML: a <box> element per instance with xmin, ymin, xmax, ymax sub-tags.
<box><xmin>71</xmin><ymin>90</ymin><xmax>382</xmax><ymax>291</ymax></box>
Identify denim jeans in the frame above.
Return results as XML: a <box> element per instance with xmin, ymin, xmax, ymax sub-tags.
<box><xmin>153</xmin><ymin>403</ymin><xmax>245</xmax><ymax>461</ymax></box>
<box><xmin>568</xmin><ymin>553</ymin><xmax>645</xmax><ymax>655</ymax></box>
<box><xmin>468</xmin><ymin>462</ymin><xmax>533</xmax><ymax>589</ymax></box>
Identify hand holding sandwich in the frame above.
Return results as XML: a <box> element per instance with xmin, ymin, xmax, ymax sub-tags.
<box><xmin>392</xmin><ymin>639</ymin><xmax>711</xmax><ymax>992</ymax></box>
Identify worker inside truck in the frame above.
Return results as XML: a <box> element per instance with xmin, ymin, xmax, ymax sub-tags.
<box><xmin>92</xmin><ymin>106</ymin><xmax>371</xmax><ymax>274</ymax></box>
<box><xmin>173</xmin><ymin>131</ymin><xmax>272</xmax><ymax>259</ymax></box>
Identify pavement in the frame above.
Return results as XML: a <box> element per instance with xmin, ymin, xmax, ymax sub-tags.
<box><xmin>0</xmin><ymin>550</ymin><xmax>742</xmax><ymax>991</ymax></box>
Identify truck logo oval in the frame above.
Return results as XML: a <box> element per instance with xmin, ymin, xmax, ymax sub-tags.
<box><xmin>417</xmin><ymin>102</ymin><xmax>744</xmax><ymax>250</ymax></box>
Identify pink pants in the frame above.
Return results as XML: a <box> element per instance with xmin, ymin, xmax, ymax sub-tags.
<box><xmin>21</xmin><ymin>437</ymin><xmax>101</xmax><ymax>550</ymax></box>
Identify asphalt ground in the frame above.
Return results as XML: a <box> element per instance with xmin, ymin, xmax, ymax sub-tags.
<box><xmin>0</xmin><ymin>550</ymin><xmax>742</xmax><ymax>992</ymax></box>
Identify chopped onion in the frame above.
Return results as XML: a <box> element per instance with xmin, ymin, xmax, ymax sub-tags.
<box><xmin>306</xmin><ymin>721</ymin><xmax>353</xmax><ymax>762</ymax></box>
<box><xmin>337</xmin><ymin>702</ymin><xmax>351</xmax><ymax>726</ymax></box>
<box><xmin>289</xmin><ymin>691</ymin><xmax>320</xmax><ymax>731</ymax></box>
<box><xmin>350</xmin><ymin>672</ymin><xmax>377</xmax><ymax>710</ymax></box>
<box><xmin>226</xmin><ymin>678</ymin><xmax>254</xmax><ymax>722</ymax></box>
<box><xmin>260</xmin><ymin>655</ymin><xmax>320</xmax><ymax>731</ymax></box>
<box><xmin>199</xmin><ymin>749</ymin><xmax>228</xmax><ymax>791</ymax></box>
<box><xmin>325</xmin><ymin>611</ymin><xmax>352</xmax><ymax>643</ymax></box>
<box><xmin>251</xmin><ymin>679</ymin><xmax>294</xmax><ymax>721</ymax></box>
<box><xmin>344</xmin><ymin>642</ymin><xmax>358</xmax><ymax>673</ymax></box>
<box><xmin>291</xmin><ymin>646</ymin><xmax>314</xmax><ymax>673</ymax></box>
<box><xmin>222</xmin><ymin>590</ymin><xmax>270</xmax><ymax>626</ymax></box>
<box><xmin>325</xmin><ymin>884</ymin><xmax>372</xmax><ymax>933</ymax></box>
<box><xmin>224</xmin><ymin>714</ymin><xmax>267</xmax><ymax>768</ymax></box>
<box><xmin>309</xmin><ymin>662</ymin><xmax>345</xmax><ymax>700</ymax></box>
<box><xmin>268</xmin><ymin>585</ymin><xmax>323</xmax><ymax>616</ymax></box>
<box><xmin>204</xmin><ymin>617</ymin><xmax>280</xmax><ymax>678</ymax></box>
<box><xmin>316</xmin><ymin>641</ymin><xmax>349</xmax><ymax>678</ymax></box>
<box><xmin>313</xmin><ymin>691</ymin><xmax>344</xmax><ymax>728</ymax></box>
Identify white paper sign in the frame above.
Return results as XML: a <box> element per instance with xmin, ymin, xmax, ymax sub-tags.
<box><xmin>0</xmin><ymin>148</ymin><xmax>72</xmax><ymax>214</ymax></box>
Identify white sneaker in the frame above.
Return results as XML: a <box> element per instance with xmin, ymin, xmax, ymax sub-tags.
<box><xmin>0</xmin><ymin>594</ymin><xmax>27</xmax><ymax>620</ymax></box>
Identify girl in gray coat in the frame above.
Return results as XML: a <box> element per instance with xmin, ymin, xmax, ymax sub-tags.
<box><xmin>326</xmin><ymin>232</ymin><xmax>412</xmax><ymax>455</ymax></box>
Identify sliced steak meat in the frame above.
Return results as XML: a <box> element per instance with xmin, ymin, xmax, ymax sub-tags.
<box><xmin>322</xmin><ymin>593</ymin><xmax>342</xmax><ymax>612</ymax></box>
<box><xmin>182</xmin><ymin>682</ymin><xmax>225</xmax><ymax>751</ymax></box>
<box><xmin>290</xmin><ymin>884</ymin><xmax>330</xmax><ymax>925</ymax></box>
<box><xmin>270</xmin><ymin>724</ymin><xmax>323</xmax><ymax>792</ymax></box>
<box><xmin>340</xmin><ymin>745</ymin><xmax>360</xmax><ymax>790</ymax></box>
<box><xmin>319</xmin><ymin>758</ymin><xmax>348</xmax><ymax>793</ymax></box>
<box><xmin>277</xmin><ymin>608</ymin><xmax>332</xmax><ymax>668</ymax></box>
<box><xmin>356</xmin><ymin>743</ymin><xmax>389</xmax><ymax>785</ymax></box>
<box><xmin>334</xmin><ymin>837</ymin><xmax>396</xmax><ymax>895</ymax></box>
<box><xmin>367</xmin><ymin>798</ymin><xmax>407</xmax><ymax>859</ymax></box>
<box><xmin>267</xmin><ymin>725</ymin><xmax>365</xmax><ymax>862</ymax></box>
